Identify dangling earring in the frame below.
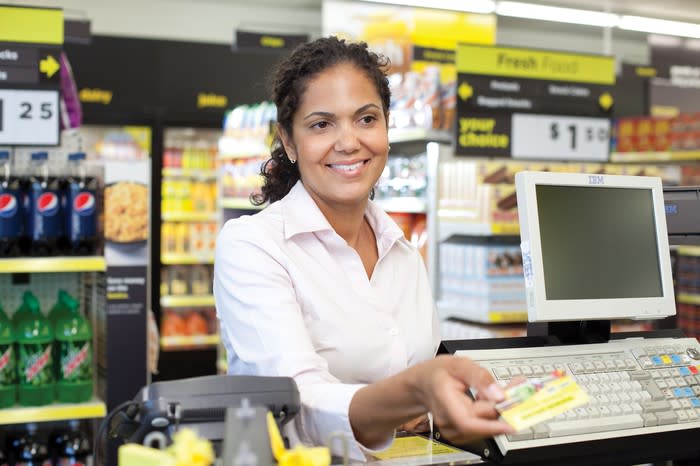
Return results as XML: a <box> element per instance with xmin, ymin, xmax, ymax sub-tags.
<box><xmin>388</xmin><ymin>145</ymin><xmax>392</xmax><ymax>152</ymax></box>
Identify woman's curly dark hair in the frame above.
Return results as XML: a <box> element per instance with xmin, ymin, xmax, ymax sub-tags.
<box><xmin>251</xmin><ymin>36</ymin><xmax>391</xmax><ymax>205</ymax></box>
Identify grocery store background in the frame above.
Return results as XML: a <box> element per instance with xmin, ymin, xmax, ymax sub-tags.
<box><xmin>3</xmin><ymin>0</ymin><xmax>700</xmax><ymax>464</ymax></box>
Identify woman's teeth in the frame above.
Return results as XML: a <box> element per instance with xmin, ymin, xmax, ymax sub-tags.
<box><xmin>329</xmin><ymin>161</ymin><xmax>364</xmax><ymax>171</ymax></box>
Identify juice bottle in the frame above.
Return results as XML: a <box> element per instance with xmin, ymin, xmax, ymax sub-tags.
<box><xmin>14</xmin><ymin>293</ymin><xmax>54</xmax><ymax>406</ymax></box>
<box><xmin>55</xmin><ymin>297</ymin><xmax>93</xmax><ymax>403</ymax></box>
<box><xmin>0</xmin><ymin>302</ymin><xmax>17</xmax><ymax>408</ymax></box>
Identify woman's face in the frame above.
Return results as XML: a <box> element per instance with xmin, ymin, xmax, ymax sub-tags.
<box><xmin>281</xmin><ymin>62</ymin><xmax>389</xmax><ymax>212</ymax></box>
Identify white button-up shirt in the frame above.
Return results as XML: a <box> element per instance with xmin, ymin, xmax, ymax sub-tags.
<box><xmin>214</xmin><ymin>180</ymin><xmax>440</xmax><ymax>460</ymax></box>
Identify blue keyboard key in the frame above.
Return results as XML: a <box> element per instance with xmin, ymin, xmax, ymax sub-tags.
<box><xmin>683</xmin><ymin>387</ymin><xmax>694</xmax><ymax>397</ymax></box>
<box><xmin>651</xmin><ymin>356</ymin><xmax>663</xmax><ymax>366</ymax></box>
<box><xmin>691</xmin><ymin>398</ymin><xmax>700</xmax><ymax>408</ymax></box>
<box><xmin>679</xmin><ymin>367</ymin><xmax>691</xmax><ymax>376</ymax></box>
<box><xmin>672</xmin><ymin>354</ymin><xmax>682</xmax><ymax>364</ymax></box>
<box><xmin>674</xmin><ymin>388</ymin><xmax>684</xmax><ymax>398</ymax></box>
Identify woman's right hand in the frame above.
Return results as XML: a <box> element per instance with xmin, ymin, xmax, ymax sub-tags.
<box><xmin>414</xmin><ymin>355</ymin><xmax>515</xmax><ymax>445</ymax></box>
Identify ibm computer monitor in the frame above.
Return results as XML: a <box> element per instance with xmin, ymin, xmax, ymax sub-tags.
<box><xmin>515</xmin><ymin>171</ymin><xmax>676</xmax><ymax>325</ymax></box>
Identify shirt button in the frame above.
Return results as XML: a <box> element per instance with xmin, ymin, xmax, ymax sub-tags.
<box><xmin>389</xmin><ymin>328</ymin><xmax>399</xmax><ymax>336</ymax></box>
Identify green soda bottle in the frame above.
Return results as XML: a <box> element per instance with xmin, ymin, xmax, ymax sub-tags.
<box><xmin>0</xmin><ymin>302</ymin><xmax>17</xmax><ymax>408</ymax></box>
<box><xmin>14</xmin><ymin>292</ymin><xmax>54</xmax><ymax>406</ymax></box>
<box><xmin>55</xmin><ymin>297</ymin><xmax>92</xmax><ymax>403</ymax></box>
<box><xmin>49</xmin><ymin>290</ymin><xmax>77</xmax><ymax>379</ymax></box>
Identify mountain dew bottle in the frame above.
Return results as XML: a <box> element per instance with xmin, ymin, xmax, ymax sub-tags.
<box><xmin>49</xmin><ymin>290</ymin><xmax>76</xmax><ymax>379</ymax></box>
<box><xmin>55</xmin><ymin>296</ymin><xmax>92</xmax><ymax>403</ymax></box>
<box><xmin>0</xmin><ymin>302</ymin><xmax>17</xmax><ymax>408</ymax></box>
<box><xmin>14</xmin><ymin>292</ymin><xmax>54</xmax><ymax>406</ymax></box>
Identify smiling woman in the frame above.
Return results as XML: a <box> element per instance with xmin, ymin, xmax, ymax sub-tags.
<box><xmin>213</xmin><ymin>36</ymin><xmax>513</xmax><ymax>462</ymax></box>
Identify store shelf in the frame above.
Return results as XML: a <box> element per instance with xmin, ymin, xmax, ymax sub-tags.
<box><xmin>388</xmin><ymin>128</ymin><xmax>452</xmax><ymax>144</ymax></box>
<box><xmin>220</xmin><ymin>197</ymin><xmax>263</xmax><ymax>210</ymax></box>
<box><xmin>162</xmin><ymin>211</ymin><xmax>218</xmax><ymax>222</ymax></box>
<box><xmin>162</xmin><ymin>167</ymin><xmax>217</xmax><ymax>179</ymax></box>
<box><xmin>437</xmin><ymin>301</ymin><xmax>527</xmax><ymax>323</ymax></box>
<box><xmin>0</xmin><ymin>398</ymin><xmax>106</xmax><ymax>425</ymax></box>
<box><xmin>677</xmin><ymin>293</ymin><xmax>700</xmax><ymax>305</ymax></box>
<box><xmin>677</xmin><ymin>246</ymin><xmax>700</xmax><ymax>257</ymax></box>
<box><xmin>161</xmin><ymin>254</ymin><xmax>215</xmax><ymax>265</ymax></box>
<box><xmin>611</xmin><ymin>151</ymin><xmax>700</xmax><ymax>162</ymax></box>
<box><xmin>161</xmin><ymin>334</ymin><xmax>220</xmax><ymax>350</ymax></box>
<box><xmin>161</xmin><ymin>295</ymin><xmax>215</xmax><ymax>308</ymax></box>
<box><xmin>374</xmin><ymin>197</ymin><xmax>427</xmax><ymax>214</ymax></box>
<box><xmin>438</xmin><ymin>218</ymin><xmax>520</xmax><ymax>241</ymax></box>
<box><xmin>218</xmin><ymin>138</ymin><xmax>268</xmax><ymax>160</ymax></box>
<box><xmin>0</xmin><ymin>256</ymin><xmax>107</xmax><ymax>274</ymax></box>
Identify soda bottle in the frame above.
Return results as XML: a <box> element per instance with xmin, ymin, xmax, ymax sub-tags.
<box><xmin>0</xmin><ymin>301</ymin><xmax>17</xmax><ymax>408</ymax></box>
<box><xmin>63</xmin><ymin>152</ymin><xmax>98</xmax><ymax>256</ymax></box>
<box><xmin>48</xmin><ymin>290</ymin><xmax>76</xmax><ymax>380</ymax></box>
<box><xmin>26</xmin><ymin>151</ymin><xmax>64</xmax><ymax>256</ymax></box>
<box><xmin>49</xmin><ymin>420</ymin><xmax>92</xmax><ymax>466</ymax></box>
<box><xmin>14</xmin><ymin>293</ymin><xmax>54</xmax><ymax>406</ymax></box>
<box><xmin>54</xmin><ymin>296</ymin><xmax>92</xmax><ymax>403</ymax></box>
<box><xmin>0</xmin><ymin>150</ymin><xmax>25</xmax><ymax>257</ymax></box>
<box><xmin>7</xmin><ymin>424</ymin><xmax>51</xmax><ymax>466</ymax></box>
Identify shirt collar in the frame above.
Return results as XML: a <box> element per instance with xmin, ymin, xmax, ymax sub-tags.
<box><xmin>280</xmin><ymin>181</ymin><xmax>408</xmax><ymax>250</ymax></box>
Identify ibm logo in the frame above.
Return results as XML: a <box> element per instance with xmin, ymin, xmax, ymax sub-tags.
<box><xmin>588</xmin><ymin>175</ymin><xmax>604</xmax><ymax>185</ymax></box>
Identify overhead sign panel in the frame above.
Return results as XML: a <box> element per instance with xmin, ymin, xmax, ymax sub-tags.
<box><xmin>457</xmin><ymin>44</ymin><xmax>615</xmax><ymax>85</ymax></box>
<box><xmin>455</xmin><ymin>44</ymin><xmax>615</xmax><ymax>160</ymax></box>
<box><xmin>0</xmin><ymin>6</ymin><xmax>63</xmax><ymax>45</ymax></box>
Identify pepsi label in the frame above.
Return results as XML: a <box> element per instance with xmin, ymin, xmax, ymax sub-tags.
<box><xmin>27</xmin><ymin>183</ymin><xmax>63</xmax><ymax>240</ymax></box>
<box><xmin>0</xmin><ymin>189</ymin><xmax>23</xmax><ymax>238</ymax></box>
<box><xmin>66</xmin><ymin>184</ymin><xmax>97</xmax><ymax>243</ymax></box>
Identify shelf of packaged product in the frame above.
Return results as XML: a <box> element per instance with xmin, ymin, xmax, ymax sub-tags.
<box><xmin>160</xmin><ymin>334</ymin><xmax>220</xmax><ymax>350</ymax></box>
<box><xmin>611</xmin><ymin>151</ymin><xmax>700</xmax><ymax>162</ymax></box>
<box><xmin>374</xmin><ymin>197</ymin><xmax>427</xmax><ymax>214</ymax></box>
<box><xmin>220</xmin><ymin>197</ymin><xmax>264</xmax><ymax>210</ymax></box>
<box><xmin>677</xmin><ymin>293</ymin><xmax>700</xmax><ymax>305</ymax></box>
<box><xmin>161</xmin><ymin>254</ymin><xmax>215</xmax><ymax>265</ymax></box>
<box><xmin>388</xmin><ymin>128</ymin><xmax>452</xmax><ymax>145</ymax></box>
<box><xmin>161</xmin><ymin>211</ymin><xmax>218</xmax><ymax>222</ymax></box>
<box><xmin>677</xmin><ymin>246</ymin><xmax>700</xmax><ymax>256</ymax></box>
<box><xmin>161</xmin><ymin>168</ymin><xmax>217</xmax><ymax>179</ymax></box>
<box><xmin>437</xmin><ymin>301</ymin><xmax>527</xmax><ymax>324</ymax></box>
<box><xmin>0</xmin><ymin>398</ymin><xmax>106</xmax><ymax>425</ymax></box>
<box><xmin>218</xmin><ymin>138</ymin><xmax>269</xmax><ymax>160</ymax></box>
<box><xmin>438</xmin><ymin>217</ymin><xmax>520</xmax><ymax>242</ymax></box>
<box><xmin>160</xmin><ymin>295</ymin><xmax>215</xmax><ymax>308</ymax></box>
<box><xmin>0</xmin><ymin>257</ymin><xmax>107</xmax><ymax>274</ymax></box>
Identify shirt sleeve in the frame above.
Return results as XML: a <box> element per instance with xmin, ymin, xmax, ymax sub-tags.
<box><xmin>213</xmin><ymin>220</ymin><xmax>387</xmax><ymax>460</ymax></box>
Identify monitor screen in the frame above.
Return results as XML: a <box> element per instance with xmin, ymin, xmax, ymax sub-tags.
<box><xmin>515</xmin><ymin>171</ymin><xmax>675</xmax><ymax>322</ymax></box>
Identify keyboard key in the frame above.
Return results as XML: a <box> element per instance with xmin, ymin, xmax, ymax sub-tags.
<box><xmin>680</xmin><ymin>399</ymin><xmax>692</xmax><ymax>409</ymax></box>
<box><xmin>493</xmin><ymin>367</ymin><xmax>510</xmax><ymax>379</ymax></box>
<box><xmin>628</xmin><ymin>370</ymin><xmax>651</xmax><ymax>380</ymax></box>
<box><xmin>656</xmin><ymin>379</ymin><xmax>668</xmax><ymax>389</ymax></box>
<box><xmin>687</xmin><ymin>409</ymin><xmax>699</xmax><ymax>422</ymax></box>
<box><xmin>692</xmin><ymin>398</ymin><xmax>700</xmax><ymax>408</ymax></box>
<box><xmin>594</xmin><ymin>361</ymin><xmax>606</xmax><ymax>371</ymax></box>
<box><xmin>640</xmin><ymin>380</ymin><xmax>664</xmax><ymax>401</ymax></box>
<box><xmin>679</xmin><ymin>367</ymin><xmax>692</xmax><ymax>377</ymax></box>
<box><xmin>676</xmin><ymin>377</ymin><xmax>688</xmax><ymax>387</ymax></box>
<box><xmin>520</xmin><ymin>366</ymin><xmax>533</xmax><ymax>376</ymax></box>
<box><xmin>651</xmin><ymin>356</ymin><xmax>664</xmax><ymax>366</ymax></box>
<box><xmin>583</xmin><ymin>362</ymin><xmax>595</xmax><ymax>372</ymax></box>
<box><xmin>509</xmin><ymin>367</ymin><xmax>521</xmax><ymax>377</ymax></box>
<box><xmin>604</xmin><ymin>360</ymin><xmax>616</xmax><ymax>370</ymax></box>
<box><xmin>531</xmin><ymin>365</ymin><xmax>544</xmax><ymax>375</ymax></box>
<box><xmin>543</xmin><ymin>364</ymin><xmax>554</xmax><ymax>373</ymax></box>
<box><xmin>642</xmin><ymin>413</ymin><xmax>658</xmax><ymax>426</ymax></box>
<box><xmin>677</xmin><ymin>410</ymin><xmax>689</xmax><ymax>423</ymax></box>
<box><xmin>507</xmin><ymin>428</ymin><xmax>534</xmax><ymax>441</ymax></box>
<box><xmin>641</xmin><ymin>400</ymin><xmax>672</xmax><ymax>413</ymax></box>
<box><xmin>671</xmin><ymin>355</ymin><xmax>683</xmax><ymax>365</ymax></box>
<box><xmin>670</xmin><ymin>399</ymin><xmax>682</xmax><ymax>410</ymax></box>
<box><xmin>533</xmin><ymin>424</ymin><xmax>549</xmax><ymax>439</ymax></box>
<box><xmin>632</xmin><ymin>348</ymin><xmax>647</xmax><ymax>358</ymax></box>
<box><xmin>694</xmin><ymin>387</ymin><xmax>700</xmax><ymax>397</ymax></box>
<box><xmin>683</xmin><ymin>387</ymin><xmax>694</xmax><ymax>397</ymax></box>
<box><xmin>625</xmin><ymin>359</ymin><xmax>637</xmax><ymax>370</ymax></box>
<box><xmin>547</xmin><ymin>414</ymin><xmax>643</xmax><ymax>437</ymax></box>
<box><xmin>656</xmin><ymin>411</ymin><xmax>678</xmax><ymax>426</ymax></box>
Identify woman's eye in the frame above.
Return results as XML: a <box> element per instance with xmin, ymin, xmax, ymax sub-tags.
<box><xmin>360</xmin><ymin>115</ymin><xmax>377</xmax><ymax>124</ymax></box>
<box><xmin>312</xmin><ymin>121</ymin><xmax>329</xmax><ymax>129</ymax></box>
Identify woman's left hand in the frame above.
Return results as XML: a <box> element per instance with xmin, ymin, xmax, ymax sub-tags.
<box><xmin>399</xmin><ymin>414</ymin><xmax>431</xmax><ymax>433</ymax></box>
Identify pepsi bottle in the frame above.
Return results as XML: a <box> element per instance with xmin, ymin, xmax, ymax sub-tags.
<box><xmin>6</xmin><ymin>424</ymin><xmax>50</xmax><ymax>466</ymax></box>
<box><xmin>63</xmin><ymin>152</ymin><xmax>97</xmax><ymax>256</ymax></box>
<box><xmin>26</xmin><ymin>152</ymin><xmax>64</xmax><ymax>256</ymax></box>
<box><xmin>0</xmin><ymin>150</ymin><xmax>25</xmax><ymax>257</ymax></box>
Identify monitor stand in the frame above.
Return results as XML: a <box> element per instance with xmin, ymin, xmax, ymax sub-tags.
<box><xmin>527</xmin><ymin>320</ymin><xmax>611</xmax><ymax>345</ymax></box>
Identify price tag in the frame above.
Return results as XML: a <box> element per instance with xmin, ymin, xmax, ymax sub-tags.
<box><xmin>0</xmin><ymin>88</ymin><xmax>59</xmax><ymax>145</ymax></box>
<box><xmin>511</xmin><ymin>113</ymin><xmax>610</xmax><ymax>161</ymax></box>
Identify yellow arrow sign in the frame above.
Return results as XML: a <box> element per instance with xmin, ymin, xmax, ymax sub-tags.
<box><xmin>458</xmin><ymin>81</ymin><xmax>473</xmax><ymax>101</ymax></box>
<box><xmin>40</xmin><ymin>54</ymin><xmax>60</xmax><ymax>78</ymax></box>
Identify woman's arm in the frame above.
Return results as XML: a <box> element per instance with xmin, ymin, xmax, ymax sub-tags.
<box><xmin>350</xmin><ymin>354</ymin><xmax>514</xmax><ymax>449</ymax></box>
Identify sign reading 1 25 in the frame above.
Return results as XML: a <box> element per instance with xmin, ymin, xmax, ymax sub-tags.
<box><xmin>0</xmin><ymin>89</ymin><xmax>60</xmax><ymax>146</ymax></box>
<box><xmin>511</xmin><ymin>113</ymin><xmax>610</xmax><ymax>161</ymax></box>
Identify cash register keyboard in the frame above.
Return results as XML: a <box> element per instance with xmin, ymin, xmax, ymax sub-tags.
<box><xmin>456</xmin><ymin>337</ymin><xmax>700</xmax><ymax>456</ymax></box>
